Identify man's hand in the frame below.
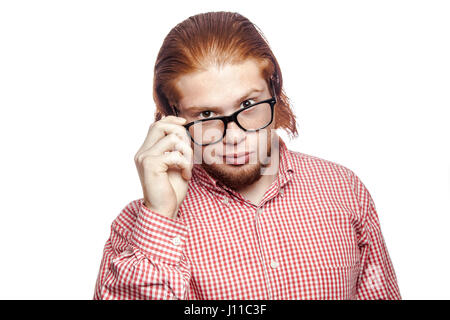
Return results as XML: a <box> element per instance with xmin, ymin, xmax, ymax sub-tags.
<box><xmin>134</xmin><ymin>115</ymin><xmax>193</xmax><ymax>219</ymax></box>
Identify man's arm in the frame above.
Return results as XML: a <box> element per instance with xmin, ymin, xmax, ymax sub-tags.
<box><xmin>347</xmin><ymin>170</ymin><xmax>401</xmax><ymax>299</ymax></box>
<box><xmin>93</xmin><ymin>199</ymin><xmax>191</xmax><ymax>300</ymax></box>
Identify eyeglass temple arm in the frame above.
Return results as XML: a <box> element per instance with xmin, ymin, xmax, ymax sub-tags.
<box><xmin>171</xmin><ymin>105</ymin><xmax>179</xmax><ymax>117</ymax></box>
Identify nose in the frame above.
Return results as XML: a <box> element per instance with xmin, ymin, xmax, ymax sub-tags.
<box><xmin>222</xmin><ymin>121</ymin><xmax>246</xmax><ymax>146</ymax></box>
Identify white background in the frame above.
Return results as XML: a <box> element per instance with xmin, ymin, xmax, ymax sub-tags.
<box><xmin>0</xmin><ymin>0</ymin><xmax>449</xmax><ymax>299</ymax></box>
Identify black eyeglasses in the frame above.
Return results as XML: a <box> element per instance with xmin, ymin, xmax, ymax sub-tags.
<box><xmin>173</xmin><ymin>78</ymin><xmax>277</xmax><ymax>146</ymax></box>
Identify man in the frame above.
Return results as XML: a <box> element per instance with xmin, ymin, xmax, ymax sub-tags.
<box><xmin>93</xmin><ymin>11</ymin><xmax>400</xmax><ymax>300</ymax></box>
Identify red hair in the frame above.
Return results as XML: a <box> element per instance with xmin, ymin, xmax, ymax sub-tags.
<box><xmin>153</xmin><ymin>11</ymin><xmax>298</xmax><ymax>139</ymax></box>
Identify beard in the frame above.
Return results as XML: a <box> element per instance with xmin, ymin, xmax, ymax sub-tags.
<box><xmin>200</xmin><ymin>134</ymin><xmax>273</xmax><ymax>191</ymax></box>
<box><xmin>201</xmin><ymin>161</ymin><xmax>262</xmax><ymax>191</ymax></box>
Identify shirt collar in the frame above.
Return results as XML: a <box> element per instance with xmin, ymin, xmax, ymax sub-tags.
<box><xmin>191</xmin><ymin>136</ymin><xmax>295</xmax><ymax>192</ymax></box>
<box><xmin>277</xmin><ymin>137</ymin><xmax>295</xmax><ymax>188</ymax></box>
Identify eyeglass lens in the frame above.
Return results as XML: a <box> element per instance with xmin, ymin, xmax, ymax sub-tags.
<box><xmin>188</xmin><ymin>102</ymin><xmax>273</xmax><ymax>145</ymax></box>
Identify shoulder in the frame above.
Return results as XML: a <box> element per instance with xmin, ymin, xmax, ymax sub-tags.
<box><xmin>287</xmin><ymin>149</ymin><xmax>374</xmax><ymax>210</ymax></box>
<box><xmin>286</xmin><ymin>148</ymin><xmax>359</xmax><ymax>185</ymax></box>
<box><xmin>286</xmin><ymin>149</ymin><xmax>377</xmax><ymax>227</ymax></box>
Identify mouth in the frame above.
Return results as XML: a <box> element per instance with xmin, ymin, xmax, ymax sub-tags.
<box><xmin>222</xmin><ymin>152</ymin><xmax>252</xmax><ymax>165</ymax></box>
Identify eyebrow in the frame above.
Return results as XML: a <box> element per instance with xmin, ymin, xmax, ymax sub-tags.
<box><xmin>184</xmin><ymin>88</ymin><xmax>264</xmax><ymax>113</ymax></box>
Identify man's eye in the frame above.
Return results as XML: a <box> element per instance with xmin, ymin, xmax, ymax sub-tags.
<box><xmin>241</xmin><ymin>99</ymin><xmax>256</xmax><ymax>108</ymax></box>
<box><xmin>196</xmin><ymin>99</ymin><xmax>256</xmax><ymax>118</ymax></box>
<box><xmin>199</xmin><ymin>111</ymin><xmax>213</xmax><ymax>118</ymax></box>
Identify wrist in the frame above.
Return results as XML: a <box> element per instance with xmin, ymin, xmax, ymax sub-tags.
<box><xmin>144</xmin><ymin>200</ymin><xmax>177</xmax><ymax>220</ymax></box>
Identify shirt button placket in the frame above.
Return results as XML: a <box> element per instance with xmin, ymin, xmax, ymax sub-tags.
<box><xmin>255</xmin><ymin>206</ymin><xmax>273</xmax><ymax>299</ymax></box>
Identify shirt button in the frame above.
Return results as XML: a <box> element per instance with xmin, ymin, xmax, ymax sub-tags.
<box><xmin>171</xmin><ymin>235</ymin><xmax>182</xmax><ymax>246</ymax></box>
<box><xmin>279</xmin><ymin>188</ymin><xmax>285</xmax><ymax>196</ymax></box>
<box><xmin>270</xmin><ymin>260</ymin><xmax>279</xmax><ymax>269</ymax></box>
<box><xmin>222</xmin><ymin>197</ymin><xmax>229</xmax><ymax>205</ymax></box>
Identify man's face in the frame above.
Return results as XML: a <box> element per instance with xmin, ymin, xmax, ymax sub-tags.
<box><xmin>173</xmin><ymin>58</ymin><xmax>277</xmax><ymax>191</ymax></box>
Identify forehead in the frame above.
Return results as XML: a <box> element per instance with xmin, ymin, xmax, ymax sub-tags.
<box><xmin>173</xmin><ymin>59</ymin><xmax>268</xmax><ymax>110</ymax></box>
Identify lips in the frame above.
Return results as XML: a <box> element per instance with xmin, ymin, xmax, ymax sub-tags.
<box><xmin>223</xmin><ymin>152</ymin><xmax>250</xmax><ymax>158</ymax></box>
<box><xmin>222</xmin><ymin>152</ymin><xmax>253</xmax><ymax>165</ymax></box>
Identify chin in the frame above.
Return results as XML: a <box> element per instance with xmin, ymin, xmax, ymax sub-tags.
<box><xmin>201</xmin><ymin>161</ymin><xmax>262</xmax><ymax>191</ymax></box>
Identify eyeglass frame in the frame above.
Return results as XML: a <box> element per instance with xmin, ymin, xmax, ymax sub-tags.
<box><xmin>172</xmin><ymin>78</ymin><xmax>278</xmax><ymax>146</ymax></box>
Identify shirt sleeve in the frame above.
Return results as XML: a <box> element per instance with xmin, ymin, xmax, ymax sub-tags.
<box><xmin>93</xmin><ymin>199</ymin><xmax>191</xmax><ymax>300</ymax></box>
<box><xmin>349</xmin><ymin>171</ymin><xmax>401</xmax><ymax>300</ymax></box>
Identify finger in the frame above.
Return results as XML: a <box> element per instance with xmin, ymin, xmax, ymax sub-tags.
<box><xmin>137</xmin><ymin>121</ymin><xmax>190</xmax><ymax>155</ymax></box>
<box><xmin>174</xmin><ymin>137</ymin><xmax>194</xmax><ymax>165</ymax></box>
<box><xmin>135</xmin><ymin>133</ymin><xmax>193</xmax><ymax>169</ymax></box>
<box><xmin>159</xmin><ymin>151</ymin><xmax>192</xmax><ymax>181</ymax></box>
<box><xmin>151</xmin><ymin>120</ymin><xmax>189</xmax><ymax>143</ymax></box>
<box><xmin>146</xmin><ymin>133</ymin><xmax>193</xmax><ymax>162</ymax></box>
<box><xmin>160</xmin><ymin>115</ymin><xmax>187</xmax><ymax>124</ymax></box>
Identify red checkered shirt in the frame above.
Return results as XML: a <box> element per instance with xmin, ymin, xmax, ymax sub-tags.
<box><xmin>93</xmin><ymin>138</ymin><xmax>401</xmax><ymax>300</ymax></box>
